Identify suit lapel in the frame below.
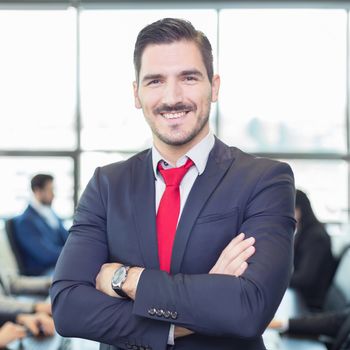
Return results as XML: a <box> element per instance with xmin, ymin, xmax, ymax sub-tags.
<box><xmin>131</xmin><ymin>150</ymin><xmax>159</xmax><ymax>269</ymax></box>
<box><xmin>170</xmin><ymin>138</ymin><xmax>235</xmax><ymax>274</ymax></box>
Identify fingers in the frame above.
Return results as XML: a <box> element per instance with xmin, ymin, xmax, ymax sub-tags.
<box><xmin>35</xmin><ymin>302</ymin><xmax>52</xmax><ymax>315</ymax></box>
<box><xmin>96</xmin><ymin>262</ymin><xmax>122</xmax><ymax>297</ymax></box>
<box><xmin>210</xmin><ymin>233</ymin><xmax>256</xmax><ymax>275</ymax></box>
<box><xmin>227</xmin><ymin>245</ymin><xmax>255</xmax><ymax>276</ymax></box>
<box><xmin>0</xmin><ymin>322</ymin><xmax>26</xmax><ymax>346</ymax></box>
<box><xmin>268</xmin><ymin>319</ymin><xmax>283</xmax><ymax>329</ymax></box>
<box><xmin>35</xmin><ymin>313</ymin><xmax>55</xmax><ymax>336</ymax></box>
<box><xmin>233</xmin><ymin>261</ymin><xmax>248</xmax><ymax>277</ymax></box>
<box><xmin>17</xmin><ymin>315</ymin><xmax>40</xmax><ymax>336</ymax></box>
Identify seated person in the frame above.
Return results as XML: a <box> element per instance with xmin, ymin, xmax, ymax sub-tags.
<box><xmin>0</xmin><ymin>273</ymin><xmax>54</xmax><ymax>348</ymax></box>
<box><xmin>270</xmin><ymin>308</ymin><xmax>350</xmax><ymax>349</ymax></box>
<box><xmin>0</xmin><ymin>312</ymin><xmax>54</xmax><ymax>349</ymax></box>
<box><xmin>13</xmin><ymin>174</ymin><xmax>69</xmax><ymax>276</ymax></box>
<box><xmin>290</xmin><ymin>190</ymin><xmax>337</xmax><ymax>309</ymax></box>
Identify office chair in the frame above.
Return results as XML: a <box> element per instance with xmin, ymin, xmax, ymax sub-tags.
<box><xmin>323</xmin><ymin>246</ymin><xmax>350</xmax><ymax>312</ymax></box>
<box><xmin>5</xmin><ymin>218</ymin><xmax>28</xmax><ymax>275</ymax></box>
<box><xmin>331</xmin><ymin>312</ymin><xmax>350</xmax><ymax>350</ymax></box>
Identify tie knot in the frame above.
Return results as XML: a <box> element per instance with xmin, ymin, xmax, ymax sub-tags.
<box><xmin>158</xmin><ymin>158</ymin><xmax>194</xmax><ymax>187</ymax></box>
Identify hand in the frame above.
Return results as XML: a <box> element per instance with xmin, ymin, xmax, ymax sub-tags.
<box><xmin>96</xmin><ymin>263</ymin><xmax>144</xmax><ymax>300</ymax></box>
<box><xmin>0</xmin><ymin>322</ymin><xmax>26</xmax><ymax>347</ymax></box>
<box><xmin>268</xmin><ymin>319</ymin><xmax>283</xmax><ymax>329</ymax></box>
<box><xmin>96</xmin><ymin>262</ymin><xmax>123</xmax><ymax>298</ymax></box>
<box><xmin>16</xmin><ymin>313</ymin><xmax>55</xmax><ymax>337</ymax></box>
<box><xmin>34</xmin><ymin>302</ymin><xmax>52</xmax><ymax>315</ymax></box>
<box><xmin>210</xmin><ymin>233</ymin><xmax>255</xmax><ymax>275</ymax></box>
<box><xmin>174</xmin><ymin>326</ymin><xmax>194</xmax><ymax>339</ymax></box>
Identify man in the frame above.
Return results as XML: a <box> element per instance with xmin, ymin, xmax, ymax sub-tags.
<box><xmin>51</xmin><ymin>18</ymin><xmax>295</xmax><ymax>350</ymax></box>
<box><xmin>13</xmin><ymin>174</ymin><xmax>69</xmax><ymax>276</ymax></box>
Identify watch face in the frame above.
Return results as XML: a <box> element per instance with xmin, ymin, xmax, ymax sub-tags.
<box><xmin>111</xmin><ymin>266</ymin><xmax>127</xmax><ymax>288</ymax></box>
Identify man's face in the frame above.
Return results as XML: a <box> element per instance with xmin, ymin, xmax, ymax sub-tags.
<box><xmin>35</xmin><ymin>180</ymin><xmax>54</xmax><ymax>206</ymax></box>
<box><xmin>133</xmin><ymin>40</ymin><xmax>220</xmax><ymax>150</ymax></box>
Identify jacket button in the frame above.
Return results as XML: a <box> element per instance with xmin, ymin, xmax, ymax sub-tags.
<box><xmin>171</xmin><ymin>311</ymin><xmax>178</xmax><ymax>319</ymax></box>
<box><xmin>156</xmin><ymin>309</ymin><xmax>164</xmax><ymax>317</ymax></box>
<box><xmin>163</xmin><ymin>310</ymin><xmax>171</xmax><ymax>318</ymax></box>
<box><xmin>148</xmin><ymin>308</ymin><xmax>156</xmax><ymax>316</ymax></box>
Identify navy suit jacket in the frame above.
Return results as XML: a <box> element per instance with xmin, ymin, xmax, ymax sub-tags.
<box><xmin>51</xmin><ymin>138</ymin><xmax>296</xmax><ymax>350</ymax></box>
<box><xmin>13</xmin><ymin>205</ymin><xmax>69</xmax><ymax>276</ymax></box>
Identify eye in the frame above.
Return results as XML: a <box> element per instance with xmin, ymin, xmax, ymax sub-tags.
<box><xmin>184</xmin><ymin>76</ymin><xmax>198</xmax><ymax>82</ymax></box>
<box><xmin>147</xmin><ymin>79</ymin><xmax>161</xmax><ymax>86</ymax></box>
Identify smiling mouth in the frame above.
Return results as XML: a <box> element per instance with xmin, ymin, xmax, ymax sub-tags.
<box><xmin>160</xmin><ymin>111</ymin><xmax>189</xmax><ymax>119</ymax></box>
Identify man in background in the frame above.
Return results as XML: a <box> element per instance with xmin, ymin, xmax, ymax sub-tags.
<box><xmin>13</xmin><ymin>174</ymin><xmax>69</xmax><ymax>276</ymax></box>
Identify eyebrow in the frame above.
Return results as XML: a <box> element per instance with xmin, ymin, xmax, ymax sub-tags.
<box><xmin>179</xmin><ymin>69</ymin><xmax>204</xmax><ymax>79</ymax></box>
<box><xmin>141</xmin><ymin>69</ymin><xmax>205</xmax><ymax>84</ymax></box>
<box><xmin>142</xmin><ymin>74</ymin><xmax>164</xmax><ymax>84</ymax></box>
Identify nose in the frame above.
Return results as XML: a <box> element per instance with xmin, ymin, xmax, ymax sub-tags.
<box><xmin>162</xmin><ymin>80</ymin><xmax>183</xmax><ymax>106</ymax></box>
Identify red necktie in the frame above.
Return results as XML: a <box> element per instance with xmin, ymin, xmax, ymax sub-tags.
<box><xmin>156</xmin><ymin>158</ymin><xmax>194</xmax><ymax>272</ymax></box>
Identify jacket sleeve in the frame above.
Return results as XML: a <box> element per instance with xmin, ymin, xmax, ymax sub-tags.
<box><xmin>9</xmin><ymin>276</ymin><xmax>51</xmax><ymax>296</ymax></box>
<box><xmin>0</xmin><ymin>295</ymin><xmax>34</xmax><ymax>317</ymax></box>
<box><xmin>51</xmin><ymin>168</ymin><xmax>170</xmax><ymax>350</ymax></box>
<box><xmin>288</xmin><ymin>310</ymin><xmax>348</xmax><ymax>338</ymax></box>
<box><xmin>133</xmin><ymin>162</ymin><xmax>296</xmax><ymax>338</ymax></box>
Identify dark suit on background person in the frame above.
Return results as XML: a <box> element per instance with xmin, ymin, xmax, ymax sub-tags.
<box><xmin>52</xmin><ymin>138</ymin><xmax>296</xmax><ymax>350</ymax></box>
<box><xmin>290</xmin><ymin>190</ymin><xmax>337</xmax><ymax>310</ymax></box>
<box><xmin>270</xmin><ymin>309</ymin><xmax>350</xmax><ymax>350</ymax></box>
<box><xmin>13</xmin><ymin>204</ymin><xmax>69</xmax><ymax>276</ymax></box>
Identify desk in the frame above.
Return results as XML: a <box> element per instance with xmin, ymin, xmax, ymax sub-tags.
<box><xmin>264</xmin><ymin>289</ymin><xmax>327</xmax><ymax>350</ymax></box>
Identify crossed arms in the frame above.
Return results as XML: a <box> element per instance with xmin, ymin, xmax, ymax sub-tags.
<box><xmin>51</xmin><ymin>161</ymin><xmax>295</xmax><ymax>349</ymax></box>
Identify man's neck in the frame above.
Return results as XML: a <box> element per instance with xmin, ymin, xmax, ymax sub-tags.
<box><xmin>154</xmin><ymin>131</ymin><xmax>210</xmax><ymax>166</ymax></box>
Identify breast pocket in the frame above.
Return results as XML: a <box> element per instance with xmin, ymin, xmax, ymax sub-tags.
<box><xmin>182</xmin><ymin>207</ymin><xmax>240</xmax><ymax>273</ymax></box>
<box><xmin>196</xmin><ymin>207</ymin><xmax>240</xmax><ymax>225</ymax></box>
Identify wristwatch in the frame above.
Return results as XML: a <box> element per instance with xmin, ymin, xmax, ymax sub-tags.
<box><xmin>111</xmin><ymin>265</ymin><xmax>130</xmax><ymax>298</ymax></box>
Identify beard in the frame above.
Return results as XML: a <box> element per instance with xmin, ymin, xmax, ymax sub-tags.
<box><xmin>147</xmin><ymin>97</ymin><xmax>212</xmax><ymax>146</ymax></box>
<box><xmin>152</xmin><ymin>112</ymin><xmax>209</xmax><ymax>146</ymax></box>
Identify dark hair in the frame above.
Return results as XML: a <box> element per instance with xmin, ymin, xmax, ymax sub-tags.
<box><xmin>133</xmin><ymin>18</ymin><xmax>213</xmax><ymax>83</ymax></box>
<box><xmin>31</xmin><ymin>174</ymin><xmax>54</xmax><ymax>192</ymax></box>
<box><xmin>295</xmin><ymin>189</ymin><xmax>320</xmax><ymax>230</ymax></box>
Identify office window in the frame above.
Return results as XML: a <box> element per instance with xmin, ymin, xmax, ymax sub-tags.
<box><xmin>0</xmin><ymin>9</ymin><xmax>76</xmax><ymax>150</ymax></box>
<box><xmin>219</xmin><ymin>9</ymin><xmax>347</xmax><ymax>153</ymax></box>
<box><xmin>284</xmin><ymin>159</ymin><xmax>347</xmax><ymax>223</ymax></box>
<box><xmin>80</xmin><ymin>9</ymin><xmax>217</xmax><ymax>151</ymax></box>
<box><xmin>0</xmin><ymin>157</ymin><xmax>74</xmax><ymax>220</ymax></box>
<box><xmin>80</xmin><ymin>152</ymin><xmax>129</xmax><ymax>191</ymax></box>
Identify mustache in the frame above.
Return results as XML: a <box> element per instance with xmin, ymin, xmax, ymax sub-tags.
<box><xmin>154</xmin><ymin>103</ymin><xmax>195</xmax><ymax>115</ymax></box>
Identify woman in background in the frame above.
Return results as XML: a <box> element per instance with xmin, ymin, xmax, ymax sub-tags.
<box><xmin>290</xmin><ymin>189</ymin><xmax>337</xmax><ymax>310</ymax></box>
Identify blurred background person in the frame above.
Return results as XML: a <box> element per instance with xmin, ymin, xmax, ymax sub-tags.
<box><xmin>269</xmin><ymin>308</ymin><xmax>350</xmax><ymax>350</ymax></box>
<box><xmin>290</xmin><ymin>189</ymin><xmax>337</xmax><ymax>310</ymax></box>
<box><xmin>12</xmin><ymin>174</ymin><xmax>69</xmax><ymax>276</ymax></box>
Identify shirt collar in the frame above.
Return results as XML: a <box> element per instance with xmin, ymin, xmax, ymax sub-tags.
<box><xmin>151</xmin><ymin>131</ymin><xmax>215</xmax><ymax>178</ymax></box>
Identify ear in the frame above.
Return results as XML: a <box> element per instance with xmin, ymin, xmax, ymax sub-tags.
<box><xmin>211</xmin><ymin>74</ymin><xmax>220</xmax><ymax>103</ymax></box>
<box><xmin>133</xmin><ymin>81</ymin><xmax>142</xmax><ymax>109</ymax></box>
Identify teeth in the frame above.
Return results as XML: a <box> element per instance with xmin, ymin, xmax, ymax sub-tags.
<box><xmin>162</xmin><ymin>111</ymin><xmax>187</xmax><ymax>119</ymax></box>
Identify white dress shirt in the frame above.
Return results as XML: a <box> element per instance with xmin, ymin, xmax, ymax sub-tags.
<box><xmin>151</xmin><ymin>131</ymin><xmax>215</xmax><ymax>344</ymax></box>
<box><xmin>30</xmin><ymin>196</ymin><xmax>60</xmax><ymax>230</ymax></box>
